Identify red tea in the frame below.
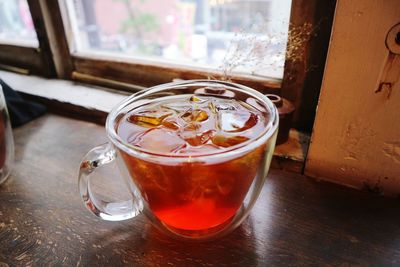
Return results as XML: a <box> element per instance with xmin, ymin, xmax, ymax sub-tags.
<box><xmin>117</xmin><ymin>95</ymin><xmax>267</xmax><ymax>230</ymax></box>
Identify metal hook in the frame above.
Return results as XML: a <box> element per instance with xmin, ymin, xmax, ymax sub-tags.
<box><xmin>385</xmin><ymin>23</ymin><xmax>400</xmax><ymax>55</ymax></box>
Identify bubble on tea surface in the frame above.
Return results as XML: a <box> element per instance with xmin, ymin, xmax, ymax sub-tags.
<box><xmin>127</xmin><ymin>108</ymin><xmax>172</xmax><ymax>128</ymax></box>
<box><xmin>131</xmin><ymin>128</ymin><xmax>186</xmax><ymax>153</ymax></box>
<box><xmin>211</xmin><ymin>135</ymin><xmax>249</xmax><ymax>148</ymax></box>
<box><xmin>181</xmin><ymin>109</ymin><xmax>209</xmax><ymax>123</ymax></box>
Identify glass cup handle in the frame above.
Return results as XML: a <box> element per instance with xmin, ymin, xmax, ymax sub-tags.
<box><xmin>78</xmin><ymin>142</ymin><xmax>143</xmax><ymax>221</ymax></box>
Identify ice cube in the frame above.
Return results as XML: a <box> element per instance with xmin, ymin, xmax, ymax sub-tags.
<box><xmin>127</xmin><ymin>108</ymin><xmax>172</xmax><ymax>128</ymax></box>
<box><xmin>183</xmin><ymin>122</ymin><xmax>201</xmax><ymax>131</ymax></box>
<box><xmin>219</xmin><ymin>112</ymin><xmax>258</xmax><ymax>133</ymax></box>
<box><xmin>181</xmin><ymin>130</ymin><xmax>215</xmax><ymax>146</ymax></box>
<box><xmin>161</xmin><ymin>103</ymin><xmax>191</xmax><ymax>113</ymax></box>
<box><xmin>211</xmin><ymin>135</ymin><xmax>249</xmax><ymax>148</ymax></box>
<box><xmin>177</xmin><ymin>144</ymin><xmax>221</xmax><ymax>154</ymax></box>
<box><xmin>208</xmin><ymin>100</ymin><xmax>217</xmax><ymax>114</ymax></box>
<box><xmin>162</xmin><ymin>118</ymin><xmax>180</xmax><ymax>131</ymax></box>
<box><xmin>131</xmin><ymin>128</ymin><xmax>186</xmax><ymax>153</ymax></box>
<box><xmin>127</xmin><ymin>129</ymin><xmax>151</xmax><ymax>144</ymax></box>
<box><xmin>133</xmin><ymin>160</ymin><xmax>172</xmax><ymax>192</ymax></box>
<box><xmin>217</xmin><ymin>176</ymin><xmax>234</xmax><ymax>195</ymax></box>
<box><xmin>181</xmin><ymin>109</ymin><xmax>209</xmax><ymax>123</ymax></box>
<box><xmin>189</xmin><ymin>95</ymin><xmax>206</xmax><ymax>103</ymax></box>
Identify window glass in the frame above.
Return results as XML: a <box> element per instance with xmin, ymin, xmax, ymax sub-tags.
<box><xmin>0</xmin><ymin>0</ymin><xmax>38</xmax><ymax>47</ymax></box>
<box><xmin>66</xmin><ymin>0</ymin><xmax>291</xmax><ymax>78</ymax></box>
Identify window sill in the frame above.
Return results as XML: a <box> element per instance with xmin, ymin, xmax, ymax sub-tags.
<box><xmin>0</xmin><ymin>70</ymin><xmax>308</xmax><ymax>173</ymax></box>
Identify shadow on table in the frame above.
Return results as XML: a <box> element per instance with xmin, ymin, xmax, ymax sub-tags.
<box><xmin>86</xmin><ymin>217</ymin><xmax>261</xmax><ymax>266</ymax></box>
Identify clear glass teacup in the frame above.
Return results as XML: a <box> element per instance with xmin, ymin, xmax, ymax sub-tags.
<box><xmin>78</xmin><ymin>80</ymin><xmax>278</xmax><ymax>240</ymax></box>
<box><xmin>0</xmin><ymin>84</ymin><xmax>14</xmax><ymax>185</ymax></box>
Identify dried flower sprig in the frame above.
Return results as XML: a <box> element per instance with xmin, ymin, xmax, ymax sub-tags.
<box><xmin>210</xmin><ymin>21</ymin><xmax>316</xmax><ymax>81</ymax></box>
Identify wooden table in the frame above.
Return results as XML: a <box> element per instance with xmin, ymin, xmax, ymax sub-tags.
<box><xmin>1</xmin><ymin>114</ymin><xmax>400</xmax><ymax>266</ymax></box>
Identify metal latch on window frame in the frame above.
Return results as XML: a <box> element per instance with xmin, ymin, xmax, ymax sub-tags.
<box><xmin>375</xmin><ymin>23</ymin><xmax>400</xmax><ymax>99</ymax></box>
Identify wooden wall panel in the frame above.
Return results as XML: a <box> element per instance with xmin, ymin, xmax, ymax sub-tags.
<box><xmin>306</xmin><ymin>0</ymin><xmax>400</xmax><ymax>196</ymax></box>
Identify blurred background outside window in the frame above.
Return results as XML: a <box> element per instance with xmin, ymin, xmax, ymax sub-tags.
<box><xmin>0</xmin><ymin>0</ymin><xmax>38</xmax><ymax>47</ymax></box>
<box><xmin>66</xmin><ymin>0</ymin><xmax>292</xmax><ymax>79</ymax></box>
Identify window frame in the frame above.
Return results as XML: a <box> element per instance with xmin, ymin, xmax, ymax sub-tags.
<box><xmin>281</xmin><ymin>0</ymin><xmax>337</xmax><ymax>131</ymax></box>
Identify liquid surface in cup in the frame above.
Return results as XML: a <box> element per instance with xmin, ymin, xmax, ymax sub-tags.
<box><xmin>117</xmin><ymin>94</ymin><xmax>268</xmax><ymax>231</ymax></box>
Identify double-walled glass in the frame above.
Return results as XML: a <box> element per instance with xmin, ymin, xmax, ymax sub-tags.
<box><xmin>78</xmin><ymin>80</ymin><xmax>278</xmax><ymax>240</ymax></box>
<box><xmin>0</xmin><ymin>85</ymin><xmax>14</xmax><ymax>185</ymax></box>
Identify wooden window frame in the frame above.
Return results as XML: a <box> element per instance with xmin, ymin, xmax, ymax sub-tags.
<box><xmin>0</xmin><ymin>0</ymin><xmax>336</xmax><ymax>132</ymax></box>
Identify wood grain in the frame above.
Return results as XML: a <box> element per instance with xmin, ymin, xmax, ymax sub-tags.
<box><xmin>0</xmin><ymin>114</ymin><xmax>399</xmax><ymax>266</ymax></box>
<box><xmin>0</xmin><ymin>45</ymin><xmax>42</xmax><ymax>75</ymax></box>
<box><xmin>36</xmin><ymin>0</ymin><xmax>74</xmax><ymax>79</ymax></box>
<box><xmin>72</xmin><ymin>56</ymin><xmax>281</xmax><ymax>94</ymax></box>
<box><xmin>306</xmin><ymin>0</ymin><xmax>400</xmax><ymax>196</ymax></box>
<box><xmin>26</xmin><ymin>0</ymin><xmax>56</xmax><ymax>77</ymax></box>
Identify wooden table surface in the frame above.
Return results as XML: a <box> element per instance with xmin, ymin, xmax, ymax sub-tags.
<box><xmin>1</xmin><ymin>114</ymin><xmax>400</xmax><ymax>266</ymax></box>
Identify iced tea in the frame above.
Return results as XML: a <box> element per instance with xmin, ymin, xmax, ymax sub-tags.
<box><xmin>117</xmin><ymin>94</ymin><xmax>268</xmax><ymax>231</ymax></box>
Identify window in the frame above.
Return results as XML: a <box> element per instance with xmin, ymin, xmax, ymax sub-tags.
<box><xmin>54</xmin><ymin>0</ymin><xmax>299</xmax><ymax>92</ymax></box>
<box><xmin>0</xmin><ymin>0</ymin><xmax>38</xmax><ymax>47</ymax></box>
<box><xmin>65</xmin><ymin>0</ymin><xmax>291</xmax><ymax>79</ymax></box>
<box><xmin>0</xmin><ymin>0</ymin><xmax>337</xmax><ymax>132</ymax></box>
<box><xmin>0</xmin><ymin>0</ymin><xmax>55</xmax><ymax>76</ymax></box>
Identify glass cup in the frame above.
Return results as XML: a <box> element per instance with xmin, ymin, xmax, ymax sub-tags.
<box><xmin>78</xmin><ymin>80</ymin><xmax>278</xmax><ymax>240</ymax></box>
<box><xmin>0</xmin><ymin>85</ymin><xmax>14</xmax><ymax>185</ymax></box>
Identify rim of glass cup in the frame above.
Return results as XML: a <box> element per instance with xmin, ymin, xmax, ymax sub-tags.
<box><xmin>106</xmin><ymin>80</ymin><xmax>279</xmax><ymax>161</ymax></box>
